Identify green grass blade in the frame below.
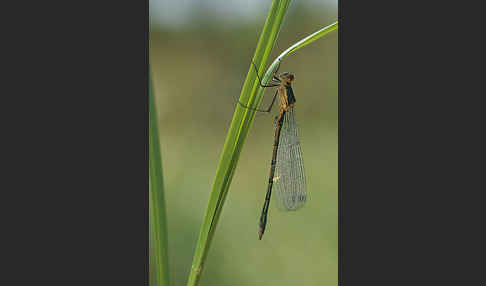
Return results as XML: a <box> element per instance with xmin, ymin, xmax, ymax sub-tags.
<box><xmin>282</xmin><ymin>21</ymin><xmax>338</xmax><ymax>58</ymax></box>
<box><xmin>149</xmin><ymin>71</ymin><xmax>170</xmax><ymax>286</ymax></box>
<box><xmin>186</xmin><ymin>1</ymin><xmax>292</xmax><ymax>286</ymax></box>
<box><xmin>242</xmin><ymin>22</ymin><xmax>338</xmax><ymax>122</ymax></box>
<box><xmin>246</xmin><ymin>21</ymin><xmax>338</xmax><ymax>121</ymax></box>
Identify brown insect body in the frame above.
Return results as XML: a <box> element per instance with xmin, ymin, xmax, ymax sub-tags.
<box><xmin>258</xmin><ymin>72</ymin><xmax>297</xmax><ymax>240</ymax></box>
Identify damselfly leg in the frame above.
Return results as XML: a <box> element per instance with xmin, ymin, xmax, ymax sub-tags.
<box><xmin>237</xmin><ymin>60</ymin><xmax>281</xmax><ymax>113</ymax></box>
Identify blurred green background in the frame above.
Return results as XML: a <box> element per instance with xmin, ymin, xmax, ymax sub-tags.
<box><xmin>150</xmin><ymin>1</ymin><xmax>337</xmax><ymax>285</ymax></box>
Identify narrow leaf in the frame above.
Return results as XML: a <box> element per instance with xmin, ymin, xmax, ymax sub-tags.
<box><xmin>149</xmin><ymin>71</ymin><xmax>170</xmax><ymax>286</ymax></box>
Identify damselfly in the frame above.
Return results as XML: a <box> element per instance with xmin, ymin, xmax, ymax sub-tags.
<box><xmin>239</xmin><ymin>61</ymin><xmax>306</xmax><ymax>240</ymax></box>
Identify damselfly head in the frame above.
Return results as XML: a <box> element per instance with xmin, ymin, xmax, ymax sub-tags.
<box><xmin>279</xmin><ymin>72</ymin><xmax>295</xmax><ymax>83</ymax></box>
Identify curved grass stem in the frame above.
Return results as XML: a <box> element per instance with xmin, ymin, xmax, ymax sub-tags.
<box><xmin>251</xmin><ymin>21</ymin><xmax>338</xmax><ymax>111</ymax></box>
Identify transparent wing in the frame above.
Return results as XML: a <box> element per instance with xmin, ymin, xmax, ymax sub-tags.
<box><xmin>273</xmin><ymin>107</ymin><xmax>307</xmax><ymax>211</ymax></box>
